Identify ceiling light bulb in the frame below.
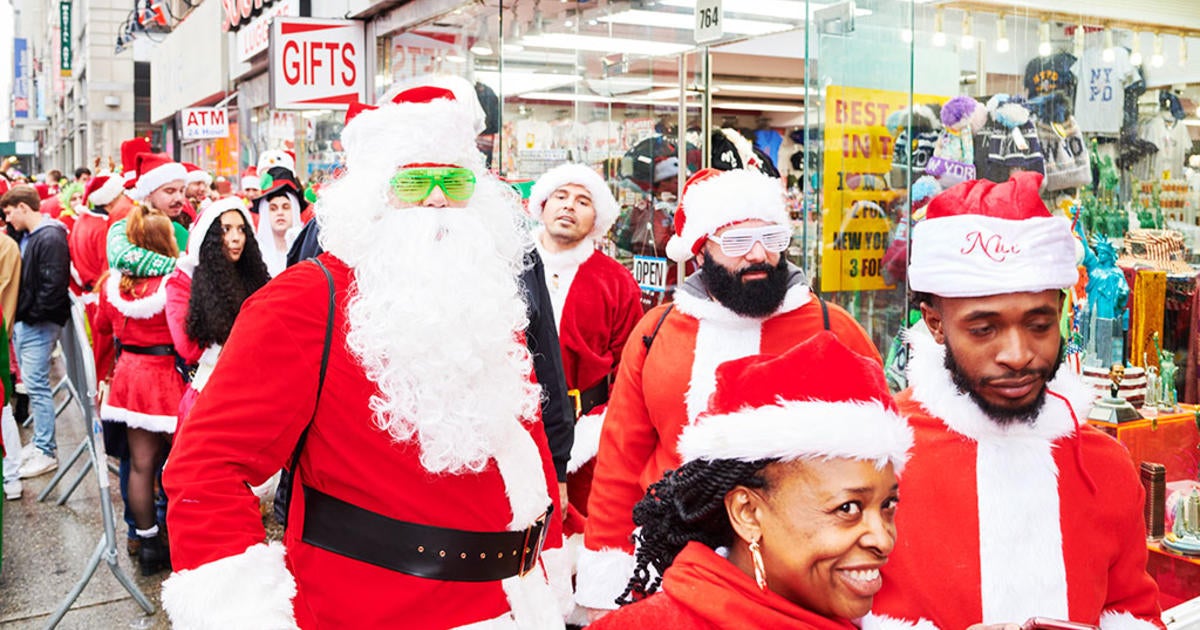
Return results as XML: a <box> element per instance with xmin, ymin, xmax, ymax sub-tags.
<box><xmin>1101</xmin><ymin>28</ymin><xmax>1115</xmax><ymax>62</ymax></box>
<box><xmin>1129</xmin><ymin>31</ymin><xmax>1142</xmax><ymax>66</ymax></box>
<box><xmin>960</xmin><ymin>13</ymin><xmax>974</xmax><ymax>50</ymax></box>
<box><xmin>932</xmin><ymin>8</ymin><xmax>945</xmax><ymax>47</ymax></box>
<box><xmin>1038</xmin><ymin>20</ymin><xmax>1051</xmax><ymax>57</ymax></box>
<box><xmin>1151</xmin><ymin>32</ymin><xmax>1164</xmax><ymax>68</ymax></box>
<box><xmin>995</xmin><ymin>14</ymin><xmax>1009</xmax><ymax>53</ymax></box>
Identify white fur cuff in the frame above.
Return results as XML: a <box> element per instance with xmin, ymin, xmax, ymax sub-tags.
<box><xmin>574</xmin><ymin>547</ymin><xmax>635</xmax><ymax>610</ymax></box>
<box><xmin>858</xmin><ymin>613</ymin><xmax>941</xmax><ymax>630</ymax></box>
<box><xmin>1099</xmin><ymin>610</ymin><xmax>1161</xmax><ymax>630</ymax></box>
<box><xmin>566</xmin><ymin>410</ymin><xmax>605</xmax><ymax>475</ymax></box>
<box><xmin>161</xmin><ymin>542</ymin><xmax>299</xmax><ymax>630</ymax></box>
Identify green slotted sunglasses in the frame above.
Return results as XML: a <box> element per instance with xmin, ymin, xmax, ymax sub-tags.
<box><xmin>390</xmin><ymin>166</ymin><xmax>477</xmax><ymax>203</ymax></box>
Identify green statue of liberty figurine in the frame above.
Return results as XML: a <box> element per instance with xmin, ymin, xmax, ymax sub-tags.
<box><xmin>1081</xmin><ymin>235</ymin><xmax>1129</xmax><ymax>367</ymax></box>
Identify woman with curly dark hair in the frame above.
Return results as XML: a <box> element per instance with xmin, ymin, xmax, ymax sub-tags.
<box><xmin>590</xmin><ymin>333</ymin><xmax>913</xmax><ymax>630</ymax></box>
<box><xmin>165</xmin><ymin>197</ymin><xmax>269</xmax><ymax>423</ymax></box>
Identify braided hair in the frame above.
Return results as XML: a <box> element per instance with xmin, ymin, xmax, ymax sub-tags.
<box><xmin>617</xmin><ymin>458</ymin><xmax>771</xmax><ymax>606</ymax></box>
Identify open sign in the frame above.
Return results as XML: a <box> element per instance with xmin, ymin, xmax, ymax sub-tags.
<box><xmin>633</xmin><ymin>256</ymin><xmax>668</xmax><ymax>293</ymax></box>
<box><xmin>270</xmin><ymin>18</ymin><xmax>365</xmax><ymax>110</ymax></box>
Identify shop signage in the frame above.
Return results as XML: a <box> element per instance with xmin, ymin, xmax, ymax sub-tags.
<box><xmin>236</xmin><ymin>0</ymin><xmax>297</xmax><ymax>63</ymax></box>
<box><xmin>222</xmin><ymin>0</ymin><xmax>280</xmax><ymax>32</ymax></box>
<box><xmin>268</xmin><ymin>111</ymin><xmax>296</xmax><ymax>143</ymax></box>
<box><xmin>59</xmin><ymin>2</ymin><xmax>72</xmax><ymax>77</ymax></box>
<box><xmin>269</xmin><ymin>18</ymin><xmax>365</xmax><ymax>110</ymax></box>
<box><xmin>389</xmin><ymin>32</ymin><xmax>462</xmax><ymax>85</ymax></box>
<box><xmin>694</xmin><ymin>0</ymin><xmax>723</xmax><ymax>44</ymax></box>
<box><xmin>632</xmin><ymin>256</ymin><xmax>668</xmax><ymax>293</ymax></box>
<box><xmin>13</xmin><ymin>38</ymin><xmax>28</xmax><ymax>120</ymax></box>
<box><xmin>820</xmin><ymin>85</ymin><xmax>946</xmax><ymax>293</ymax></box>
<box><xmin>180</xmin><ymin>107</ymin><xmax>229</xmax><ymax>140</ymax></box>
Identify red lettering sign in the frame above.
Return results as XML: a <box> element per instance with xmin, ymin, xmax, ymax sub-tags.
<box><xmin>223</xmin><ymin>0</ymin><xmax>276</xmax><ymax>32</ymax></box>
<box><xmin>960</xmin><ymin>231</ymin><xmax>1021</xmax><ymax>262</ymax></box>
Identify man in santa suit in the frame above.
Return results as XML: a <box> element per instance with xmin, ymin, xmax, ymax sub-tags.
<box><xmin>160</xmin><ymin>77</ymin><xmax>567</xmax><ymax>629</ymax></box>
<box><xmin>69</xmin><ymin>173</ymin><xmax>122</xmax><ymax>317</ymax></box>
<box><xmin>181</xmin><ymin>162</ymin><xmax>211</xmax><ymax>222</ymax></box>
<box><xmin>578</xmin><ymin>166</ymin><xmax>882</xmax><ymax>620</ymax></box>
<box><xmin>868</xmin><ymin>172</ymin><xmax>1162</xmax><ymax>630</ymax></box>
<box><xmin>527</xmin><ymin>163</ymin><xmax>641</xmax><ymax>525</ymax></box>
<box><xmin>106</xmin><ymin>153</ymin><xmax>188</xmax><ymax>280</ymax></box>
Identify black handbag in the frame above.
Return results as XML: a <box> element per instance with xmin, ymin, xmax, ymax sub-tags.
<box><xmin>273</xmin><ymin>258</ymin><xmax>335</xmax><ymax>528</ymax></box>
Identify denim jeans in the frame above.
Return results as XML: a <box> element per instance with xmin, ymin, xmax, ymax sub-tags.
<box><xmin>13</xmin><ymin>321</ymin><xmax>62</xmax><ymax>458</ymax></box>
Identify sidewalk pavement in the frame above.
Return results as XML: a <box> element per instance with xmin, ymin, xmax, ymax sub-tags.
<box><xmin>1</xmin><ymin>372</ymin><xmax>169</xmax><ymax>630</ymax></box>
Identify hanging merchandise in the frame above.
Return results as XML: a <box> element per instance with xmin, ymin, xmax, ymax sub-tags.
<box><xmin>977</xmin><ymin>95</ymin><xmax>1045</xmax><ymax>184</ymax></box>
<box><xmin>1073</xmin><ymin>46</ymin><xmax>1138</xmax><ymax>134</ymax></box>
<box><xmin>1039</xmin><ymin>115</ymin><xmax>1092</xmax><ymax>192</ymax></box>
<box><xmin>887</xmin><ymin>104</ymin><xmax>942</xmax><ymax>189</ymax></box>
<box><xmin>928</xmin><ymin>96</ymin><xmax>987</xmax><ymax>188</ymax></box>
<box><xmin>1025</xmin><ymin>51</ymin><xmax>1078</xmax><ymax>101</ymax></box>
<box><xmin>881</xmin><ymin>175</ymin><xmax>940</xmax><ymax>286</ymax></box>
<box><xmin>1135</xmin><ymin>92</ymin><xmax>1193</xmax><ymax>181</ymax></box>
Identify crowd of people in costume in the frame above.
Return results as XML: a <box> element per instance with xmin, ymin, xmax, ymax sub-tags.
<box><xmin>0</xmin><ymin>74</ymin><xmax>1169</xmax><ymax>630</ymax></box>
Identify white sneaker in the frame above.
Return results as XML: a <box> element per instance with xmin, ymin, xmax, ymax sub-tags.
<box><xmin>3</xmin><ymin>479</ymin><xmax>21</xmax><ymax>500</ymax></box>
<box><xmin>20</xmin><ymin>442</ymin><xmax>37</xmax><ymax>461</ymax></box>
<box><xmin>18</xmin><ymin>451</ymin><xmax>57</xmax><ymax>479</ymax></box>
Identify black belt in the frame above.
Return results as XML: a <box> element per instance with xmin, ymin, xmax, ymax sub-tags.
<box><xmin>569</xmin><ymin>379</ymin><xmax>609</xmax><ymax>418</ymax></box>
<box><xmin>301</xmin><ymin>486</ymin><xmax>551</xmax><ymax>582</ymax></box>
<box><xmin>115</xmin><ymin>342</ymin><xmax>175</xmax><ymax>356</ymax></box>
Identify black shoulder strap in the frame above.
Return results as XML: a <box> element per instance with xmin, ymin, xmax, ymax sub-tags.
<box><xmin>818</xmin><ymin>296</ymin><xmax>830</xmax><ymax>330</ymax></box>
<box><xmin>641</xmin><ymin>303</ymin><xmax>675</xmax><ymax>351</ymax></box>
<box><xmin>288</xmin><ymin>257</ymin><xmax>336</xmax><ymax>472</ymax></box>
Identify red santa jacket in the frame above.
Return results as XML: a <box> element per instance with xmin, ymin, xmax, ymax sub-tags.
<box><xmin>578</xmin><ymin>276</ymin><xmax>882</xmax><ymax>609</ymax></box>
<box><xmin>67</xmin><ymin>208</ymin><xmax>110</xmax><ymax>306</ymax></box>
<box><xmin>161</xmin><ymin>255</ymin><xmax>568</xmax><ymax>630</ymax></box>
<box><xmin>591</xmin><ymin>543</ymin><xmax>858</xmax><ymax>630</ymax></box>
<box><xmin>869</xmin><ymin>327</ymin><xmax>1163</xmax><ymax>630</ymax></box>
<box><xmin>91</xmin><ymin>274</ymin><xmax>171</xmax><ymax>384</ymax></box>
<box><xmin>536</xmin><ymin>241</ymin><xmax>641</xmax><ymax>521</ymax></box>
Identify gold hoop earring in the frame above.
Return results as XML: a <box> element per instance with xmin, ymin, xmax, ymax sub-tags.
<box><xmin>749</xmin><ymin>537</ymin><xmax>767</xmax><ymax>592</ymax></box>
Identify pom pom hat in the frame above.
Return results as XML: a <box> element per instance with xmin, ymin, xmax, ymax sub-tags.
<box><xmin>528</xmin><ymin>163</ymin><xmax>619</xmax><ymax>240</ymax></box>
<box><xmin>908</xmin><ymin>171</ymin><xmax>1077</xmax><ymax>298</ymax></box>
<box><xmin>665</xmin><ymin>168</ymin><xmax>791</xmax><ymax>262</ymax></box>
<box><xmin>84</xmin><ymin>174</ymin><xmax>124</xmax><ymax>207</ymax></box>
<box><xmin>341</xmin><ymin>76</ymin><xmax>486</xmax><ymax>174</ymax></box>
<box><xmin>678</xmin><ymin>331</ymin><xmax>912</xmax><ymax>472</ymax></box>
<box><xmin>130</xmin><ymin>152</ymin><xmax>187</xmax><ymax>201</ymax></box>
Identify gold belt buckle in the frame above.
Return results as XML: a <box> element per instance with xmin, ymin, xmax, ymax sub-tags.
<box><xmin>567</xmin><ymin>388</ymin><xmax>582</xmax><ymax>418</ymax></box>
<box><xmin>518</xmin><ymin>507</ymin><xmax>551</xmax><ymax>578</ymax></box>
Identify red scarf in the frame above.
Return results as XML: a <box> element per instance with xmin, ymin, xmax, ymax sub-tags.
<box><xmin>662</xmin><ymin>542</ymin><xmax>860</xmax><ymax>630</ymax></box>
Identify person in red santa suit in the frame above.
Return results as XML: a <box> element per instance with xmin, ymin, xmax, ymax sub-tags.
<box><xmin>91</xmin><ymin>206</ymin><xmax>186</xmax><ymax>576</ymax></box>
<box><xmin>579</xmin><ymin>167</ymin><xmax>882</xmax><ymax>621</ymax></box>
<box><xmin>868</xmin><ymin>172</ymin><xmax>1163</xmax><ymax>630</ymax></box>
<box><xmin>160</xmin><ymin>77</ymin><xmax>568</xmax><ymax>629</ymax></box>
<box><xmin>181</xmin><ymin>162</ymin><xmax>211</xmax><ymax>223</ymax></box>
<box><xmin>527</xmin><ymin>163</ymin><xmax>642</xmax><ymax>526</ymax></box>
<box><xmin>69</xmin><ymin>173</ymin><xmax>124</xmax><ymax>319</ymax></box>
<box><xmin>592</xmin><ymin>332</ymin><xmax>912</xmax><ymax>630</ymax></box>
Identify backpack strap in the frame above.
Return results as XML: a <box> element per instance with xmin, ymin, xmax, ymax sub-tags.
<box><xmin>287</xmin><ymin>258</ymin><xmax>336</xmax><ymax>474</ymax></box>
<box><xmin>641</xmin><ymin>303</ymin><xmax>675</xmax><ymax>352</ymax></box>
<box><xmin>818</xmin><ymin>295</ymin><xmax>830</xmax><ymax>331</ymax></box>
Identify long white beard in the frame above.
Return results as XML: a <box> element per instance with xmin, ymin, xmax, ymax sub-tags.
<box><xmin>317</xmin><ymin>172</ymin><xmax>541</xmax><ymax>474</ymax></box>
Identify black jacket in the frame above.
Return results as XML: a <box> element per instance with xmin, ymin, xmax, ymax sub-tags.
<box><xmin>16</xmin><ymin>219</ymin><xmax>70</xmax><ymax>326</ymax></box>
<box><xmin>286</xmin><ymin>221</ymin><xmax>575</xmax><ymax>481</ymax></box>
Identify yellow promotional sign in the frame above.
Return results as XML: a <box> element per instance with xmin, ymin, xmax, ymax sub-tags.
<box><xmin>820</xmin><ymin>86</ymin><xmax>945</xmax><ymax>292</ymax></box>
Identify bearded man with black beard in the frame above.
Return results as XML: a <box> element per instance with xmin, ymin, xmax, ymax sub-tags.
<box><xmin>159</xmin><ymin>78</ymin><xmax>568</xmax><ymax>629</ymax></box>
<box><xmin>867</xmin><ymin>173</ymin><xmax>1162</xmax><ymax>630</ymax></box>
<box><xmin>578</xmin><ymin>167</ymin><xmax>881</xmax><ymax>622</ymax></box>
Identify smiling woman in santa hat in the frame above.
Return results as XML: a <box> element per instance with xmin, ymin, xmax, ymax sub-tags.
<box><xmin>591</xmin><ymin>332</ymin><xmax>913</xmax><ymax>630</ymax></box>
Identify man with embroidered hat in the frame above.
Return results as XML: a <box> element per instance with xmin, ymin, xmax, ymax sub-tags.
<box><xmin>868</xmin><ymin>171</ymin><xmax>1162</xmax><ymax>630</ymax></box>
<box><xmin>160</xmin><ymin>76</ymin><xmax>568</xmax><ymax>628</ymax></box>
<box><xmin>579</xmin><ymin>166</ymin><xmax>881</xmax><ymax>621</ymax></box>
<box><xmin>528</xmin><ymin>163</ymin><xmax>641</xmax><ymax>538</ymax></box>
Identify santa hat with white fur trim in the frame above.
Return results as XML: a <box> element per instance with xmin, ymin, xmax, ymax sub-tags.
<box><xmin>678</xmin><ymin>331</ymin><xmax>912</xmax><ymax>472</ymax></box>
<box><xmin>908</xmin><ymin>171</ymin><xmax>1077</xmax><ymax>298</ymax></box>
<box><xmin>665</xmin><ymin>168</ymin><xmax>791</xmax><ymax>262</ymax></box>
<box><xmin>341</xmin><ymin>76</ymin><xmax>486</xmax><ymax>174</ymax></box>
<box><xmin>177</xmin><ymin>196</ymin><xmax>256</xmax><ymax>277</ymax></box>
<box><xmin>129</xmin><ymin>153</ymin><xmax>188</xmax><ymax>201</ymax></box>
<box><xmin>183</xmin><ymin>162</ymin><xmax>212</xmax><ymax>187</ymax></box>
<box><xmin>84</xmin><ymin>174</ymin><xmax>125</xmax><ymax>207</ymax></box>
<box><xmin>528</xmin><ymin>163</ymin><xmax>619</xmax><ymax>240</ymax></box>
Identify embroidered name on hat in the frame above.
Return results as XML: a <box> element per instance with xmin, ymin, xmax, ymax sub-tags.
<box><xmin>960</xmin><ymin>230</ymin><xmax>1021</xmax><ymax>262</ymax></box>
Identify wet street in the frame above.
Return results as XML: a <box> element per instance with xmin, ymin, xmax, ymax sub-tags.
<box><xmin>1</xmin><ymin>373</ymin><xmax>169</xmax><ymax>630</ymax></box>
